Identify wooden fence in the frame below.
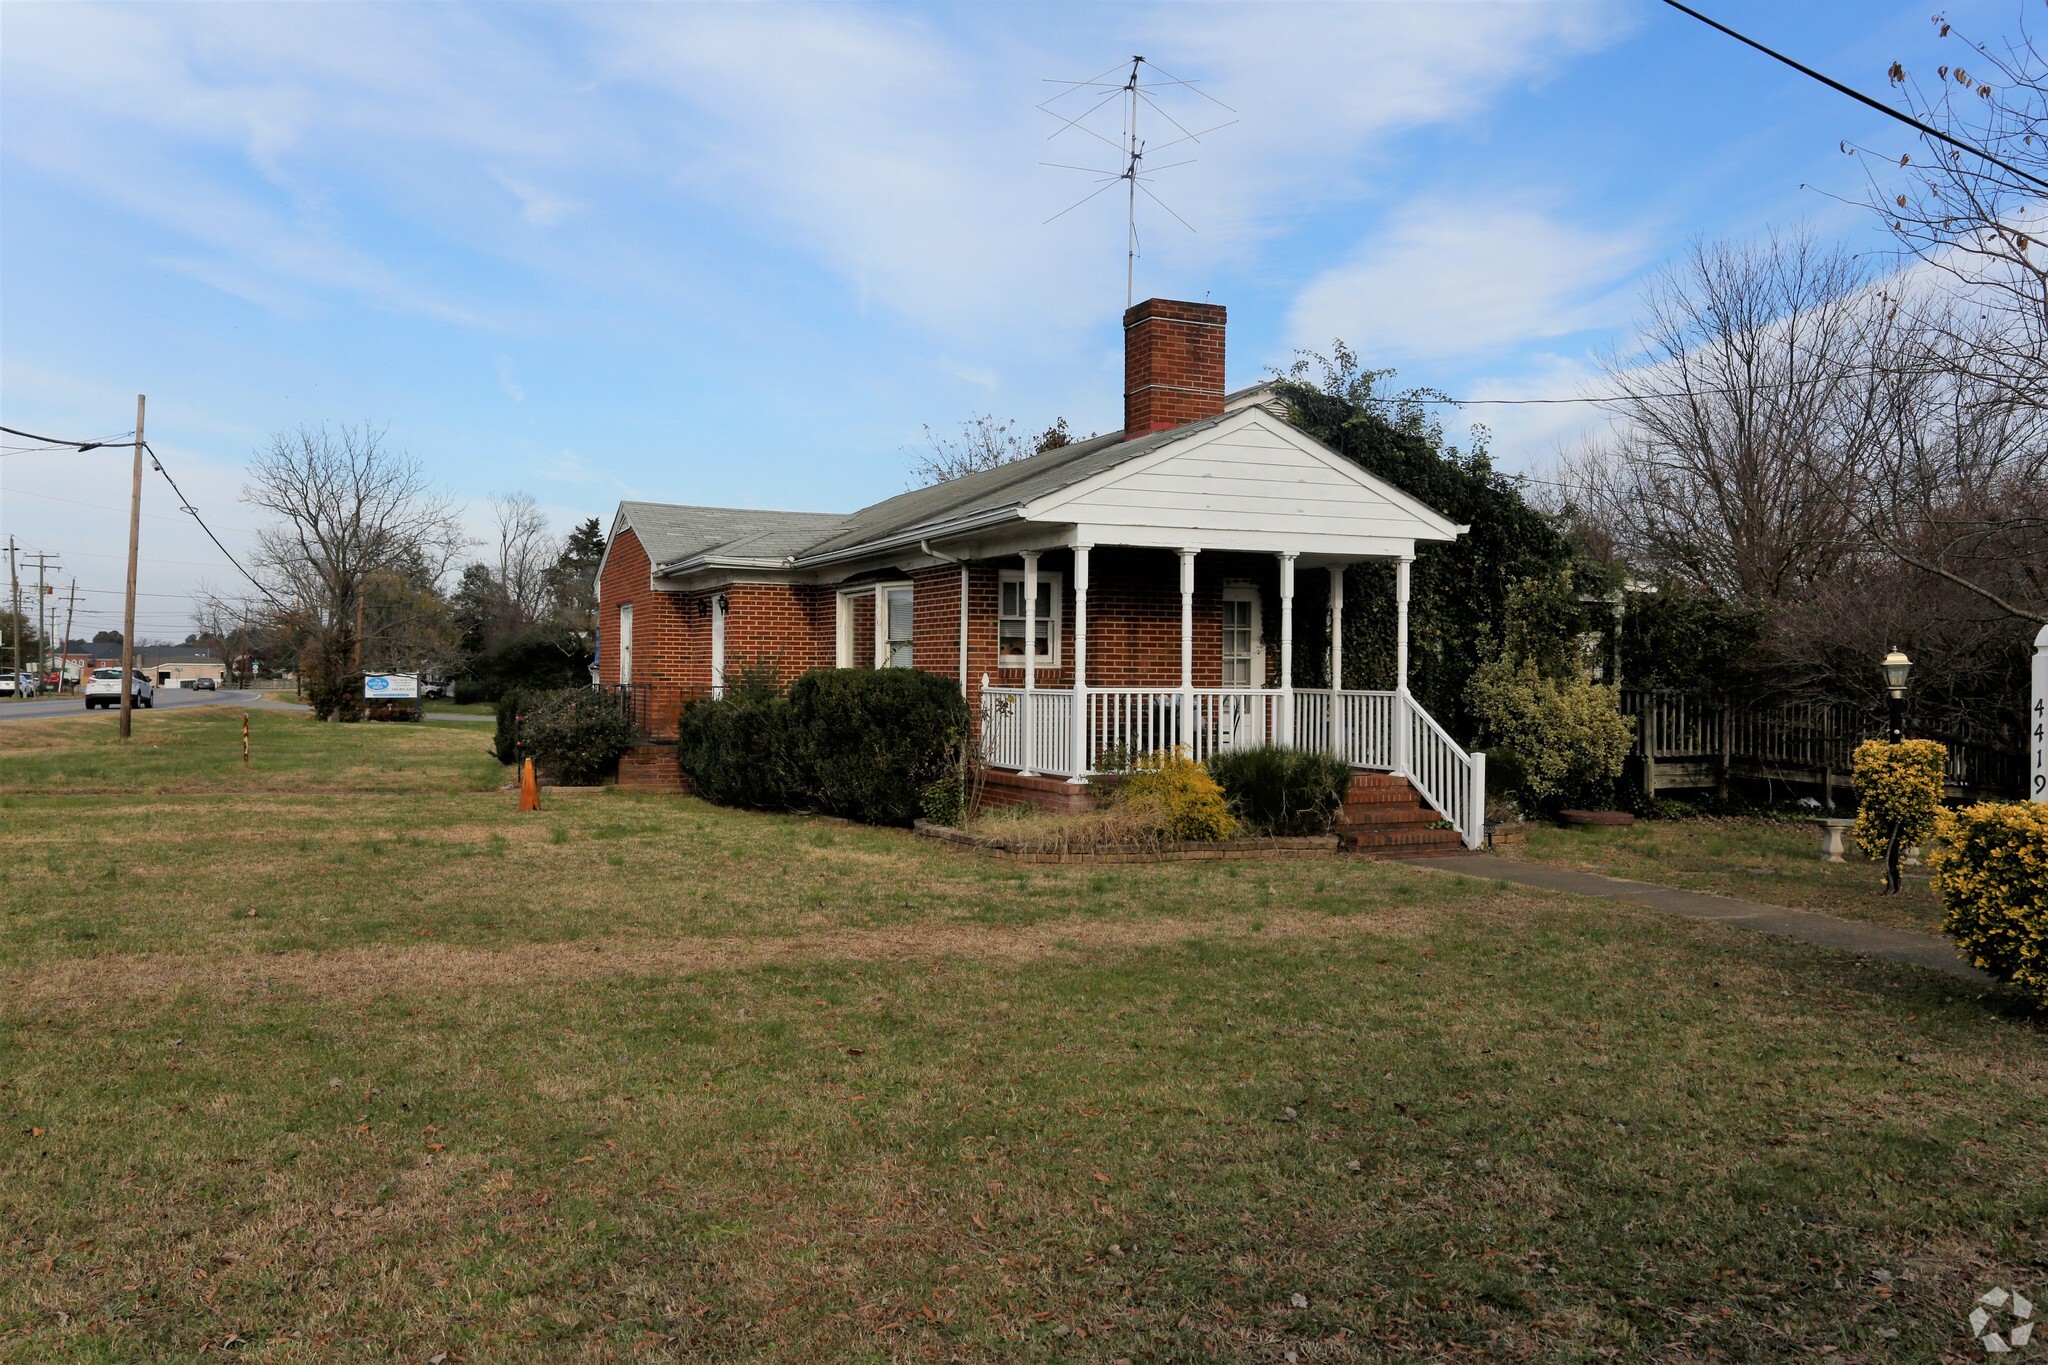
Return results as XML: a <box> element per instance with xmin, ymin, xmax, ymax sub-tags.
<box><xmin>1620</xmin><ymin>690</ymin><xmax>2023</xmax><ymax>800</ymax></box>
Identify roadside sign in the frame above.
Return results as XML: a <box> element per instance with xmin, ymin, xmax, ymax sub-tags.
<box><xmin>2032</xmin><ymin>625</ymin><xmax>2046</xmax><ymax>802</ymax></box>
<box><xmin>364</xmin><ymin>673</ymin><xmax>421</xmax><ymax>700</ymax></box>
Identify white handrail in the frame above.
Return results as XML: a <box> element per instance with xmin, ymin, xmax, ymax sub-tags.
<box><xmin>981</xmin><ymin>682</ymin><xmax>1485</xmax><ymax>846</ymax></box>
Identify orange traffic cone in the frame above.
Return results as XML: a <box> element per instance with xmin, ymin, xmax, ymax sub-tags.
<box><xmin>519</xmin><ymin>758</ymin><xmax>541</xmax><ymax>811</ymax></box>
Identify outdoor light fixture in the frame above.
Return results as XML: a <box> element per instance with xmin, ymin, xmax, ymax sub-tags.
<box><xmin>1881</xmin><ymin>648</ymin><xmax>1912</xmax><ymax>744</ymax></box>
<box><xmin>1881</xmin><ymin>649</ymin><xmax>1913</xmax><ymax>698</ymax></box>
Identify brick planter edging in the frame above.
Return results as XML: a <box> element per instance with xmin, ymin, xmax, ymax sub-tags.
<box><xmin>914</xmin><ymin>820</ymin><xmax>1338</xmax><ymax>865</ymax></box>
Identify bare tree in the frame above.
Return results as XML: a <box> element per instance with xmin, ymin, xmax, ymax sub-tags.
<box><xmin>490</xmin><ymin>492</ymin><xmax>559</xmax><ymax>630</ymax></box>
<box><xmin>907</xmin><ymin>416</ymin><xmax>1080</xmax><ymax>487</ymax></box>
<box><xmin>1564</xmin><ymin>232</ymin><xmax>1889</xmax><ymax>606</ymax></box>
<box><xmin>244</xmin><ymin>423</ymin><xmax>468</xmax><ymax>718</ymax></box>
<box><xmin>1853</xmin><ymin>6</ymin><xmax>2047</xmax><ymax>396</ymax></box>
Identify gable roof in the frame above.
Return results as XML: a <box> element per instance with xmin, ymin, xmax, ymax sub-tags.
<box><xmin>616</xmin><ymin>405</ymin><xmax>1461</xmax><ymax>576</ymax></box>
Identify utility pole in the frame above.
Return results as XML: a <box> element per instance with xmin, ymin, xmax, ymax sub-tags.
<box><xmin>25</xmin><ymin>551</ymin><xmax>61</xmax><ymax>685</ymax></box>
<box><xmin>120</xmin><ymin>395</ymin><xmax>144</xmax><ymax>740</ymax></box>
<box><xmin>5</xmin><ymin>536</ymin><xmax>19</xmax><ymax>699</ymax></box>
<box><xmin>61</xmin><ymin>581</ymin><xmax>80</xmax><ymax>693</ymax></box>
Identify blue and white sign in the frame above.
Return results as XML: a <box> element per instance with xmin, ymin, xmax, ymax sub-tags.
<box><xmin>363</xmin><ymin>673</ymin><xmax>421</xmax><ymax>700</ymax></box>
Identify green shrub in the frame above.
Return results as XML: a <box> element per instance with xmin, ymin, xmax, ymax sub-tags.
<box><xmin>519</xmin><ymin>689</ymin><xmax>632</xmax><ymax>785</ymax></box>
<box><xmin>492</xmin><ymin>688</ymin><xmax>536</xmax><ymax>766</ymax></box>
<box><xmin>1115</xmin><ymin>748</ymin><xmax>1236</xmax><ymax>842</ymax></box>
<box><xmin>1931</xmin><ymin>802</ymin><xmax>2048</xmax><ymax>1007</ymax></box>
<box><xmin>676</xmin><ymin>694</ymin><xmax>804</xmax><ymax>811</ymax></box>
<box><xmin>1464</xmin><ymin>658</ymin><xmax>1632</xmax><ymax>810</ymax></box>
<box><xmin>920</xmin><ymin>774</ymin><xmax>967</xmax><ymax>827</ymax></box>
<box><xmin>1206</xmin><ymin>745</ymin><xmax>1348</xmax><ymax>836</ymax></box>
<box><xmin>787</xmin><ymin>669</ymin><xmax>970</xmax><ymax>827</ymax></box>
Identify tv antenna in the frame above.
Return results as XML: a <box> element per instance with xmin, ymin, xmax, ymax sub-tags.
<box><xmin>1039</xmin><ymin>55</ymin><xmax>1236</xmax><ymax>307</ymax></box>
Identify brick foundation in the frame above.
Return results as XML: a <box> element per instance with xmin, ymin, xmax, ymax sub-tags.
<box><xmin>617</xmin><ymin>742</ymin><xmax>687</xmax><ymax>794</ymax></box>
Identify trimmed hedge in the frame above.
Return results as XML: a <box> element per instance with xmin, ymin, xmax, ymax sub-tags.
<box><xmin>492</xmin><ymin>688</ymin><xmax>535</xmax><ymax>766</ymax></box>
<box><xmin>676</xmin><ymin>694</ymin><xmax>803</xmax><ymax>811</ymax></box>
<box><xmin>1206</xmin><ymin>745</ymin><xmax>1349</xmax><ymax>836</ymax></box>
<box><xmin>1931</xmin><ymin>802</ymin><xmax>2048</xmax><ymax>1008</ymax></box>
<box><xmin>520</xmin><ymin>689</ymin><xmax>632</xmax><ymax>785</ymax></box>
<box><xmin>1850</xmin><ymin>738</ymin><xmax>1947</xmax><ymax>864</ymax></box>
<box><xmin>678</xmin><ymin>668</ymin><xmax>970</xmax><ymax>826</ymax></box>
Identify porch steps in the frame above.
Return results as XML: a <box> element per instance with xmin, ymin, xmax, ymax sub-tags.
<box><xmin>1339</xmin><ymin>773</ymin><xmax>1465</xmax><ymax>858</ymax></box>
<box><xmin>617</xmin><ymin>742</ymin><xmax>688</xmax><ymax>795</ymax></box>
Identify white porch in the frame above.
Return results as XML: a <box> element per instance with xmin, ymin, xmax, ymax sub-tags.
<box><xmin>975</xmin><ymin>546</ymin><xmax>1487</xmax><ymax>850</ymax></box>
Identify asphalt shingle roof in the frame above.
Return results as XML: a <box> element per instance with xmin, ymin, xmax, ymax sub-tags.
<box><xmin>619</xmin><ymin>409</ymin><xmax>1244</xmax><ymax>571</ymax></box>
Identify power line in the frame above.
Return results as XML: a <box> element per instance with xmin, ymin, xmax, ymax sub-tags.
<box><xmin>1660</xmin><ymin>0</ymin><xmax>2048</xmax><ymax>193</ymax></box>
<box><xmin>140</xmin><ymin>442</ymin><xmax>288</xmax><ymax>613</ymax></box>
<box><xmin>0</xmin><ymin>425</ymin><xmax>132</xmax><ymax>451</ymax></box>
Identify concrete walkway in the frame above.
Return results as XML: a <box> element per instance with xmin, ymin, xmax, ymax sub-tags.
<box><xmin>1399</xmin><ymin>853</ymin><xmax>1987</xmax><ymax>983</ymax></box>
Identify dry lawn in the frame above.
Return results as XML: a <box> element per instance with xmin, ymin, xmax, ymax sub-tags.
<box><xmin>2</xmin><ymin>708</ymin><xmax>2043</xmax><ymax>1362</ymax></box>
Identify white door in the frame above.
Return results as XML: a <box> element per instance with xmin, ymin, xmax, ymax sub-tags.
<box><xmin>617</xmin><ymin>603</ymin><xmax>633</xmax><ymax>684</ymax></box>
<box><xmin>1219</xmin><ymin>586</ymin><xmax>1266</xmax><ymax>747</ymax></box>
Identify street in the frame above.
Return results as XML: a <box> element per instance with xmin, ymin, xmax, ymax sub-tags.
<box><xmin>0</xmin><ymin>688</ymin><xmax>263</xmax><ymax>723</ymax></box>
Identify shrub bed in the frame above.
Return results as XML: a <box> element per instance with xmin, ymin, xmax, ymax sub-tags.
<box><xmin>1206</xmin><ymin>745</ymin><xmax>1348</xmax><ymax>836</ymax></box>
<box><xmin>1931</xmin><ymin>802</ymin><xmax>2048</xmax><ymax>1008</ymax></box>
<box><xmin>1116</xmin><ymin>748</ymin><xmax>1235</xmax><ymax>842</ymax></box>
<box><xmin>677</xmin><ymin>668</ymin><xmax>970</xmax><ymax>827</ymax></box>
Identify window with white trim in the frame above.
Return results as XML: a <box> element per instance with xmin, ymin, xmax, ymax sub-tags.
<box><xmin>1221</xmin><ymin>583</ymin><xmax>1261</xmax><ymax>687</ymax></box>
<box><xmin>883</xmin><ymin>586</ymin><xmax>914</xmax><ymax>668</ymax></box>
<box><xmin>998</xmin><ymin>571</ymin><xmax>1061</xmax><ymax>666</ymax></box>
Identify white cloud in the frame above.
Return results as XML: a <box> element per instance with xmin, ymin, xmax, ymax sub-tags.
<box><xmin>491</xmin><ymin>170</ymin><xmax>581</xmax><ymax>227</ymax></box>
<box><xmin>495</xmin><ymin>356</ymin><xmax>525</xmax><ymax>404</ymax></box>
<box><xmin>1286</xmin><ymin>197</ymin><xmax>1650</xmax><ymax>362</ymax></box>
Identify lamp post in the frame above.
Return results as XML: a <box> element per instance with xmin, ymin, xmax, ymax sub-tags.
<box><xmin>1880</xmin><ymin>649</ymin><xmax>1912</xmax><ymax>744</ymax></box>
<box><xmin>1879</xmin><ymin>648</ymin><xmax>1913</xmax><ymax>894</ymax></box>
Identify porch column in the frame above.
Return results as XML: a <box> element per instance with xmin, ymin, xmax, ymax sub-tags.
<box><xmin>1020</xmin><ymin>551</ymin><xmax>1039</xmax><ymax>776</ymax></box>
<box><xmin>1393</xmin><ymin>556</ymin><xmax>1412</xmax><ymax>777</ymax></box>
<box><xmin>1328</xmin><ymin>564</ymin><xmax>1345</xmax><ymax>761</ymax></box>
<box><xmin>1277</xmin><ymin>552</ymin><xmax>1296</xmax><ymax>748</ymax></box>
<box><xmin>1179</xmin><ymin>548</ymin><xmax>1198</xmax><ymax>754</ymax></box>
<box><xmin>1070</xmin><ymin>545</ymin><xmax>1091</xmax><ymax>783</ymax></box>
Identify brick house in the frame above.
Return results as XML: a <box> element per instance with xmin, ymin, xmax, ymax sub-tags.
<box><xmin>599</xmin><ymin>298</ymin><xmax>1487</xmax><ymax>846</ymax></box>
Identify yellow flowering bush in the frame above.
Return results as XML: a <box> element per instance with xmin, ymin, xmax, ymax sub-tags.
<box><xmin>1115</xmin><ymin>748</ymin><xmax>1237</xmax><ymax>842</ymax></box>
<box><xmin>1849</xmin><ymin>738</ymin><xmax>1946</xmax><ymax>863</ymax></box>
<box><xmin>1930</xmin><ymin>802</ymin><xmax>2048</xmax><ymax>1008</ymax></box>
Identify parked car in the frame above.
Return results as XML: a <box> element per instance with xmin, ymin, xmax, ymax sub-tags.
<box><xmin>0</xmin><ymin>671</ymin><xmax>39</xmax><ymax>698</ymax></box>
<box><xmin>193</xmin><ymin>677</ymin><xmax>218</xmax><ymax>691</ymax></box>
<box><xmin>83</xmin><ymin>668</ymin><xmax>154</xmax><ymax>709</ymax></box>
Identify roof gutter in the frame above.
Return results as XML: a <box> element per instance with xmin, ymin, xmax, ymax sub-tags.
<box><xmin>790</xmin><ymin>505</ymin><xmax>1024</xmax><ymax>570</ymax></box>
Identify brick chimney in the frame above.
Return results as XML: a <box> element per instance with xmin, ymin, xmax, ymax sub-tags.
<box><xmin>1123</xmin><ymin>297</ymin><xmax>1226</xmax><ymax>436</ymax></box>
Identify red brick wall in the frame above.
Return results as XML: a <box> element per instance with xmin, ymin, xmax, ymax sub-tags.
<box><xmin>602</xmin><ymin>520</ymin><xmax>1287</xmax><ymax>746</ymax></box>
<box><xmin>598</xmin><ymin>530</ymin><xmax>836</xmax><ymax>736</ymax></box>
<box><xmin>955</xmin><ymin>548</ymin><xmax>1279</xmax><ymax>691</ymax></box>
<box><xmin>1124</xmin><ymin>298</ymin><xmax>1226</xmax><ymax>435</ymax></box>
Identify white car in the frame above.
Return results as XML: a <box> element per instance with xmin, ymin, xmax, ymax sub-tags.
<box><xmin>0</xmin><ymin>671</ymin><xmax>39</xmax><ymax>698</ymax></box>
<box><xmin>83</xmin><ymin>668</ymin><xmax>154</xmax><ymax>709</ymax></box>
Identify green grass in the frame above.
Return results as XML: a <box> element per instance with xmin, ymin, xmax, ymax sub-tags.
<box><xmin>423</xmin><ymin>699</ymin><xmax>495</xmax><ymax>716</ymax></box>
<box><xmin>2</xmin><ymin>711</ymin><xmax>2042</xmax><ymax>1361</ymax></box>
<box><xmin>1518</xmin><ymin>816</ymin><xmax>1948</xmax><ymax>934</ymax></box>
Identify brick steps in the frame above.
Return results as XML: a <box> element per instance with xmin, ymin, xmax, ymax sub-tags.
<box><xmin>1337</xmin><ymin>771</ymin><xmax>1465</xmax><ymax>859</ymax></box>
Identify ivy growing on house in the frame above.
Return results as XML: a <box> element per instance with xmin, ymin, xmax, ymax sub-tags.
<box><xmin>1272</xmin><ymin>346</ymin><xmax>1588</xmax><ymax>739</ymax></box>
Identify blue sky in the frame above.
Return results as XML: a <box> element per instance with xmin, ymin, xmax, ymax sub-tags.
<box><xmin>0</xmin><ymin>0</ymin><xmax>2012</xmax><ymax>639</ymax></box>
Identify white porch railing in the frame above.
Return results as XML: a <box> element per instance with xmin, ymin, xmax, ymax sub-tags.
<box><xmin>979</xmin><ymin>684</ymin><xmax>1487</xmax><ymax>849</ymax></box>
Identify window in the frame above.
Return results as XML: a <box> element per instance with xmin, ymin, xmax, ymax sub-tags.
<box><xmin>835</xmin><ymin>582</ymin><xmax>913</xmax><ymax>668</ymax></box>
<box><xmin>1221</xmin><ymin>583</ymin><xmax>1261</xmax><ymax>687</ymax></box>
<box><xmin>883</xmin><ymin>586</ymin><xmax>914</xmax><ymax>668</ymax></box>
<box><xmin>617</xmin><ymin>602</ymin><xmax>633</xmax><ymax>683</ymax></box>
<box><xmin>998</xmin><ymin>572</ymin><xmax>1061</xmax><ymax>666</ymax></box>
